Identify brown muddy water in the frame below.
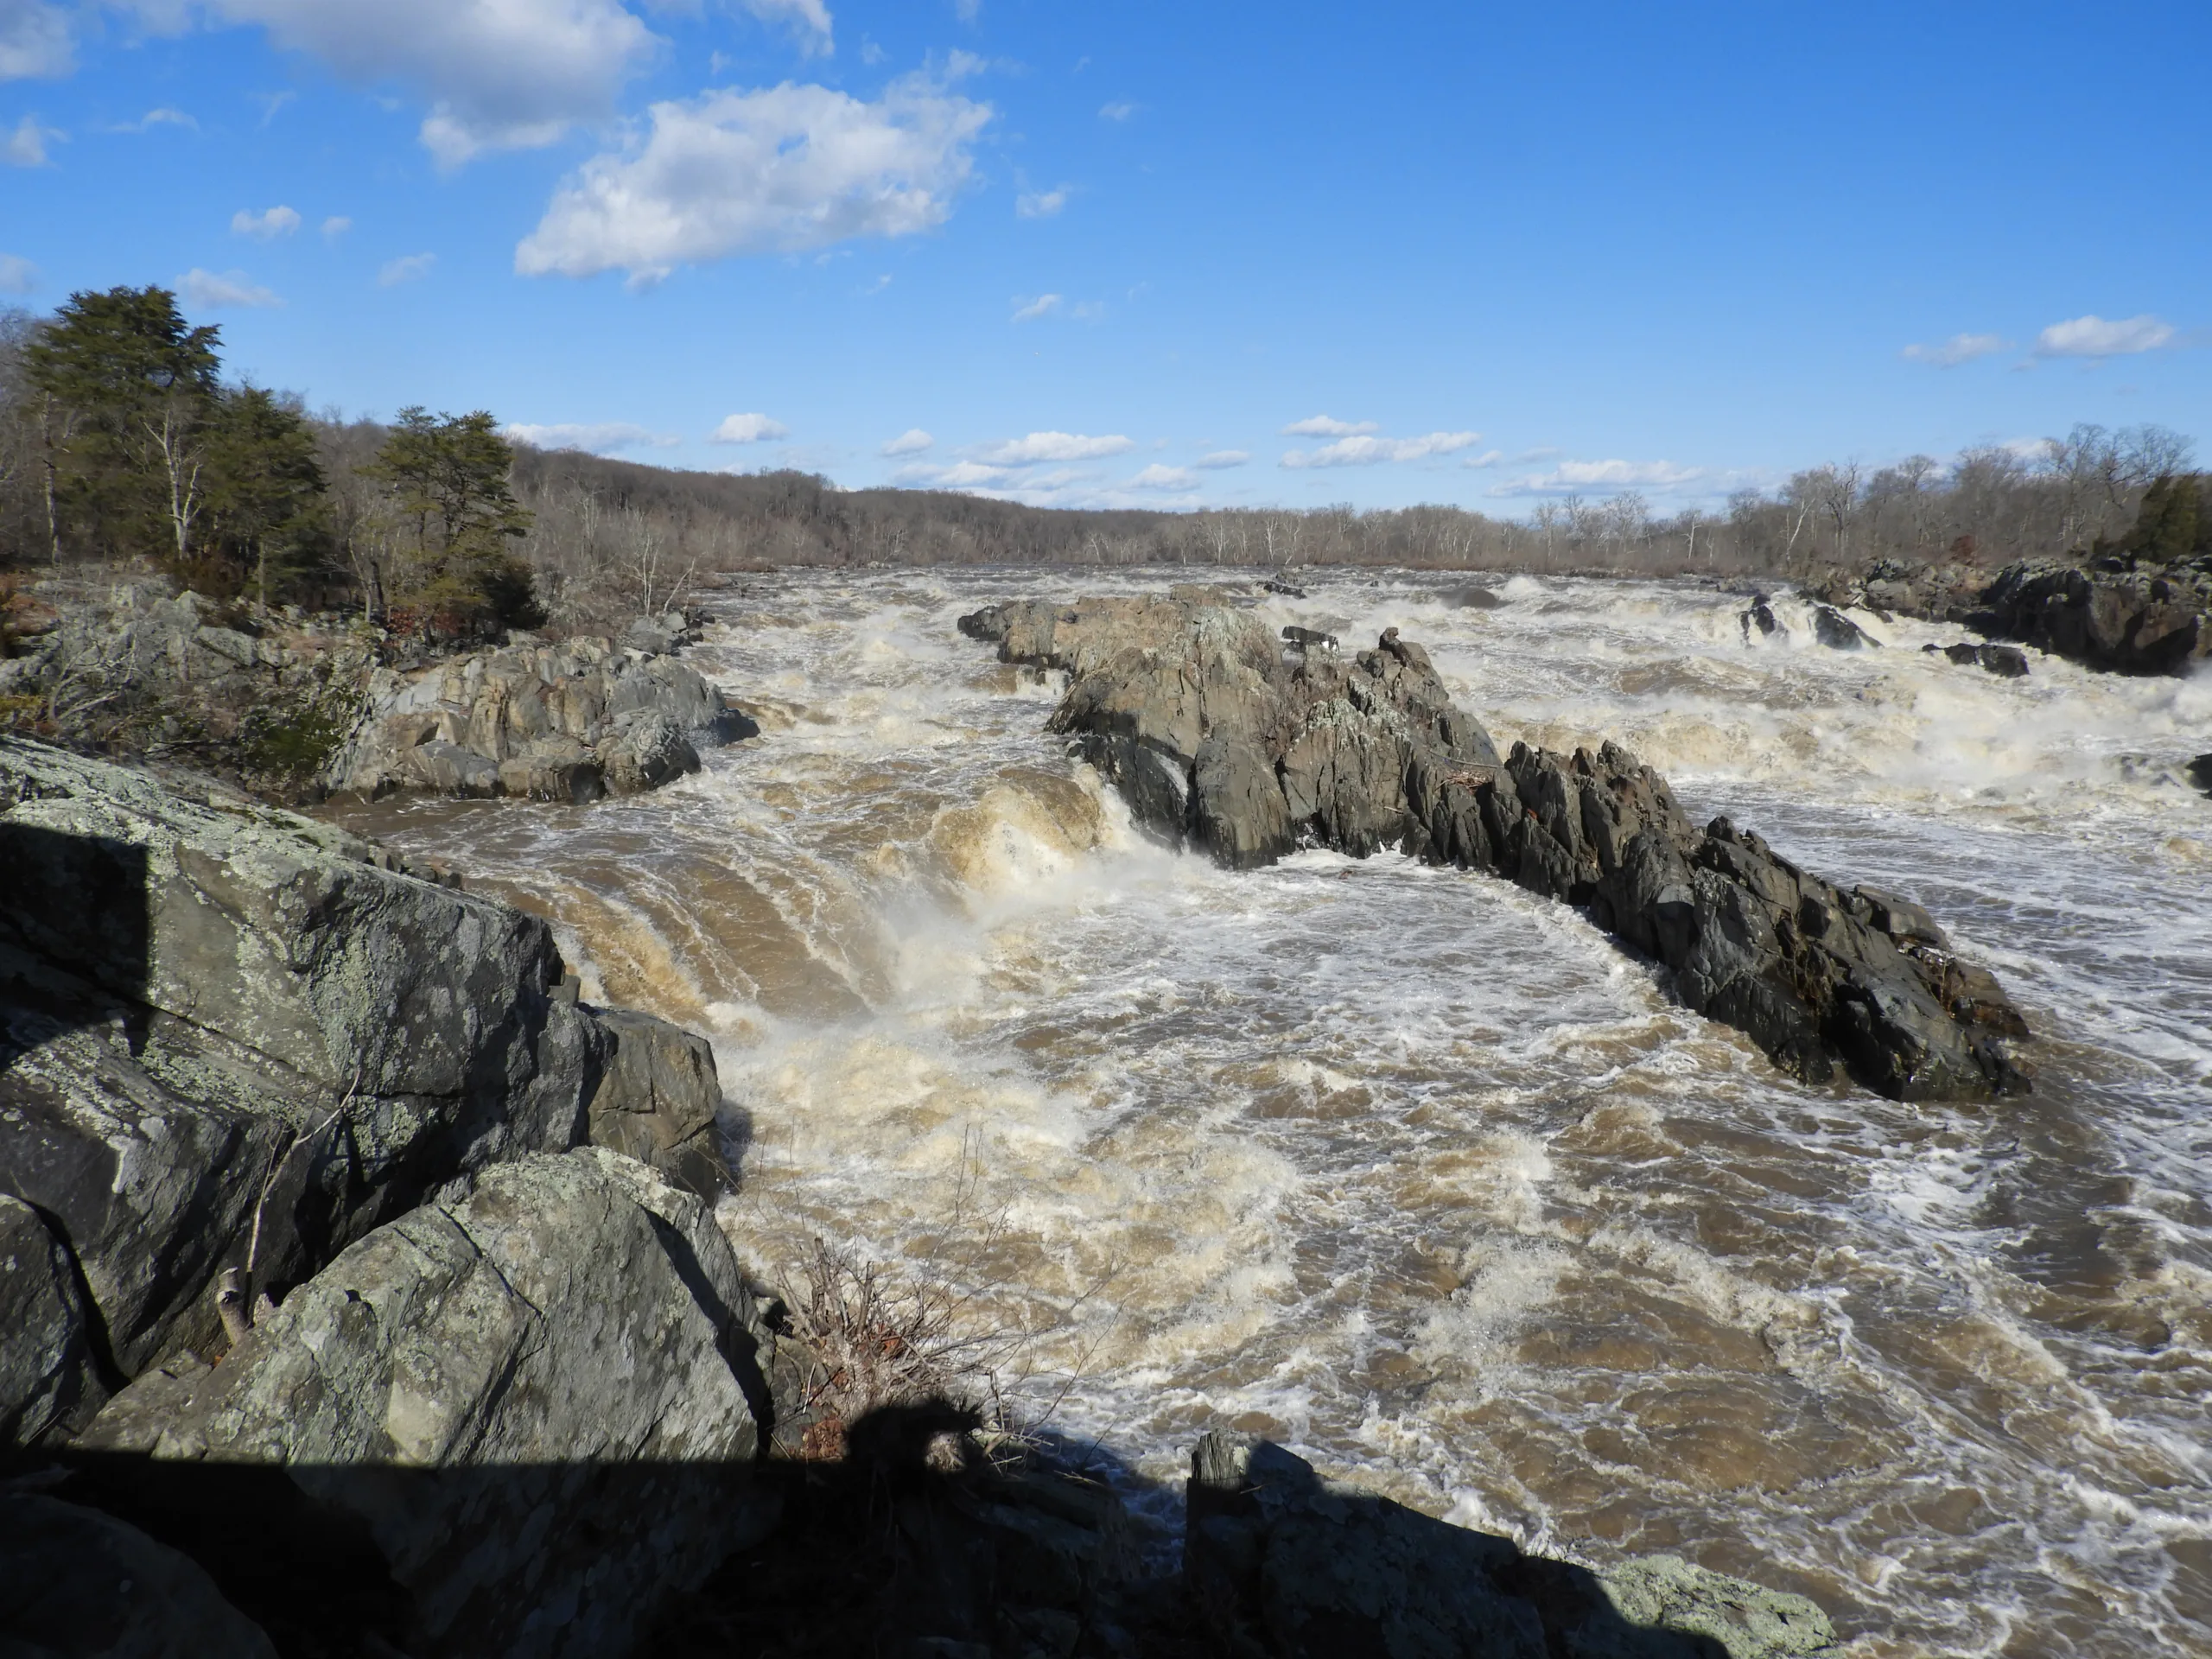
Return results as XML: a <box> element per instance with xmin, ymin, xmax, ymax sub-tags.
<box><xmin>328</xmin><ymin>569</ymin><xmax>2212</xmax><ymax>1658</ymax></box>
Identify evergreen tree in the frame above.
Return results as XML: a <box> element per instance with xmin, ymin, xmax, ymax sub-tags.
<box><xmin>365</xmin><ymin>407</ymin><xmax>538</xmax><ymax>635</ymax></box>
<box><xmin>2119</xmin><ymin>474</ymin><xmax>2206</xmax><ymax>564</ymax></box>
<box><xmin>205</xmin><ymin>387</ymin><xmax>327</xmax><ymax>604</ymax></box>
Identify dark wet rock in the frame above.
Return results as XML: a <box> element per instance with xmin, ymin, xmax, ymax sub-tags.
<box><xmin>1441</xmin><ymin>583</ymin><xmax>1503</xmax><ymax>609</ymax></box>
<box><xmin>1812</xmin><ymin>605</ymin><xmax>1877</xmax><ymax>651</ymax></box>
<box><xmin>1262</xmin><ymin>578</ymin><xmax>1308</xmax><ymax>598</ymax></box>
<box><xmin>1925</xmin><ymin>641</ymin><xmax>2030</xmax><ymax>678</ymax></box>
<box><xmin>966</xmin><ymin>594</ymin><xmax>2027</xmax><ymax>1101</ymax></box>
<box><xmin>1280</xmin><ymin>624</ymin><xmax>1339</xmax><ymax>655</ymax></box>
<box><xmin>0</xmin><ymin>1194</ymin><xmax>92</xmax><ymax>1451</ymax></box>
<box><xmin>0</xmin><ymin>1491</ymin><xmax>281</xmax><ymax>1657</ymax></box>
<box><xmin>956</xmin><ymin>605</ymin><xmax>1012</xmax><ymax>644</ymax></box>
<box><xmin>1739</xmin><ymin>594</ymin><xmax>1787</xmax><ymax>642</ymax></box>
<box><xmin>0</xmin><ymin>738</ymin><xmax>736</xmax><ymax>1444</ymax></box>
<box><xmin>75</xmin><ymin>1147</ymin><xmax>781</xmax><ymax>1659</ymax></box>
<box><xmin>2188</xmin><ymin>754</ymin><xmax>2212</xmax><ymax>798</ymax></box>
<box><xmin>325</xmin><ymin>632</ymin><xmax>744</xmax><ymax>802</ymax></box>
<box><xmin>1185</xmin><ymin>1433</ymin><xmax>1837</xmax><ymax>1659</ymax></box>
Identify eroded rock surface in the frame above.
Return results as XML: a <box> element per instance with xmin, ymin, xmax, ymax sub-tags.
<box><xmin>0</xmin><ymin>737</ymin><xmax>734</xmax><ymax>1447</ymax></box>
<box><xmin>1186</xmin><ymin>1433</ymin><xmax>1837</xmax><ymax>1659</ymax></box>
<box><xmin>324</xmin><ymin>627</ymin><xmax>751</xmax><ymax>803</ymax></box>
<box><xmin>961</xmin><ymin>592</ymin><xmax>2028</xmax><ymax>1100</ymax></box>
<box><xmin>75</xmin><ymin>1147</ymin><xmax>780</xmax><ymax>1659</ymax></box>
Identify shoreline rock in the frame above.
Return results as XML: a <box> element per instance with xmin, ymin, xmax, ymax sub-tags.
<box><xmin>960</xmin><ymin>591</ymin><xmax>2030</xmax><ymax>1101</ymax></box>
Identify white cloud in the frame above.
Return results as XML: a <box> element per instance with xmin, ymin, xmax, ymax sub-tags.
<box><xmin>4</xmin><ymin>112</ymin><xmax>55</xmax><ymax>165</ymax></box>
<box><xmin>1011</xmin><ymin>292</ymin><xmax>1061</xmax><ymax>321</ymax></box>
<box><xmin>1486</xmin><ymin>458</ymin><xmax>1706</xmax><ymax>497</ymax></box>
<box><xmin>1460</xmin><ymin>448</ymin><xmax>1503</xmax><ymax>469</ymax></box>
<box><xmin>1281</xmin><ymin>414</ymin><xmax>1377</xmax><ymax>437</ymax></box>
<box><xmin>1097</xmin><ymin>100</ymin><xmax>1134</xmax><ymax>120</ymax></box>
<box><xmin>732</xmin><ymin>0</ymin><xmax>833</xmax><ymax>54</ymax></box>
<box><xmin>952</xmin><ymin>0</ymin><xmax>980</xmax><ymax>21</ymax></box>
<box><xmin>881</xmin><ymin>428</ymin><xmax>933</xmax><ymax>455</ymax></box>
<box><xmin>180</xmin><ymin>0</ymin><xmax>660</xmax><ymax>166</ymax></box>
<box><xmin>0</xmin><ymin>3</ymin><xmax>73</xmax><ymax>79</ymax></box>
<box><xmin>321</xmin><ymin>214</ymin><xmax>352</xmax><ymax>238</ymax></box>
<box><xmin>1128</xmin><ymin>463</ymin><xmax>1198</xmax><ymax>492</ymax></box>
<box><xmin>1015</xmin><ymin>184</ymin><xmax>1067</xmax><ymax>218</ymax></box>
<box><xmin>504</xmin><ymin>421</ymin><xmax>680</xmax><ymax>454</ymax></box>
<box><xmin>515</xmin><ymin>69</ymin><xmax>991</xmax><ymax>285</ymax></box>
<box><xmin>180</xmin><ymin>267</ymin><xmax>283</xmax><ymax>308</ymax></box>
<box><xmin>1194</xmin><ymin>449</ymin><xmax>1249</xmax><ymax>469</ymax></box>
<box><xmin>111</xmin><ymin>106</ymin><xmax>197</xmax><ymax>133</ymax></box>
<box><xmin>1281</xmin><ymin>430</ymin><xmax>1483</xmax><ymax>468</ymax></box>
<box><xmin>2035</xmin><ymin>314</ymin><xmax>2177</xmax><ymax>359</ymax></box>
<box><xmin>0</xmin><ymin>253</ymin><xmax>36</xmax><ymax>294</ymax></box>
<box><xmin>710</xmin><ymin>411</ymin><xmax>790</xmax><ymax>443</ymax></box>
<box><xmin>973</xmin><ymin>430</ymin><xmax>1132</xmax><ymax>464</ymax></box>
<box><xmin>378</xmin><ymin>251</ymin><xmax>435</xmax><ymax>285</ymax></box>
<box><xmin>903</xmin><ymin>459</ymin><xmax>1014</xmax><ymax>488</ymax></box>
<box><xmin>1901</xmin><ymin>331</ymin><xmax>2010</xmax><ymax>367</ymax></box>
<box><xmin>232</xmin><ymin>204</ymin><xmax>302</xmax><ymax>238</ymax></box>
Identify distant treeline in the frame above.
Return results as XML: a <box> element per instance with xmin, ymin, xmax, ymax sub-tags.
<box><xmin>2</xmin><ymin>286</ymin><xmax>2199</xmax><ymax>640</ymax></box>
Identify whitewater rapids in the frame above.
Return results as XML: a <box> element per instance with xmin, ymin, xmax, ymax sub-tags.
<box><xmin>329</xmin><ymin>569</ymin><xmax>2212</xmax><ymax>1658</ymax></box>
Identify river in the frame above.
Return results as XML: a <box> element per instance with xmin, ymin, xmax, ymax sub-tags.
<box><xmin>328</xmin><ymin>567</ymin><xmax>2212</xmax><ymax>1658</ymax></box>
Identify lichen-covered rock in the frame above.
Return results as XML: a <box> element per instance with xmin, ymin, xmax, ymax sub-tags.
<box><xmin>1185</xmin><ymin>1433</ymin><xmax>1836</xmax><ymax>1659</ymax></box>
<box><xmin>584</xmin><ymin>1007</ymin><xmax>731</xmax><ymax>1200</ymax></box>
<box><xmin>0</xmin><ymin>1194</ymin><xmax>92</xmax><ymax>1451</ymax></box>
<box><xmin>324</xmin><ymin>632</ymin><xmax>746</xmax><ymax>802</ymax></box>
<box><xmin>965</xmin><ymin>594</ymin><xmax>2027</xmax><ymax>1102</ymax></box>
<box><xmin>77</xmin><ymin>1147</ymin><xmax>780</xmax><ymax>1659</ymax></box>
<box><xmin>0</xmin><ymin>738</ymin><xmax>734</xmax><ymax>1443</ymax></box>
<box><xmin>0</xmin><ymin>1492</ymin><xmax>280</xmax><ymax>1658</ymax></box>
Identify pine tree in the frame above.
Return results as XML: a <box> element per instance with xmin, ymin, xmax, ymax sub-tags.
<box><xmin>365</xmin><ymin>408</ymin><xmax>539</xmax><ymax>635</ymax></box>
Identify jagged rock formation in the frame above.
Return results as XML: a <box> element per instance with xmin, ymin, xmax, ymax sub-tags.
<box><xmin>1811</xmin><ymin>603</ymin><xmax>1878</xmax><ymax>650</ymax></box>
<box><xmin>960</xmin><ymin>592</ymin><xmax>2029</xmax><ymax>1101</ymax></box>
<box><xmin>1829</xmin><ymin>555</ymin><xmax>2211</xmax><ymax>676</ymax></box>
<box><xmin>0</xmin><ymin>737</ymin><xmax>733</xmax><ymax>1450</ymax></box>
<box><xmin>1185</xmin><ymin>1433</ymin><xmax>1837</xmax><ymax>1658</ymax></box>
<box><xmin>323</xmin><ymin>626</ymin><xmax>752</xmax><ymax>804</ymax></box>
<box><xmin>74</xmin><ymin>1147</ymin><xmax>781</xmax><ymax>1659</ymax></box>
<box><xmin>1923</xmin><ymin>640</ymin><xmax>2031</xmax><ymax>677</ymax></box>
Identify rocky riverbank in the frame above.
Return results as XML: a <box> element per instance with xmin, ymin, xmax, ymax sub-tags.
<box><xmin>961</xmin><ymin>589</ymin><xmax>2030</xmax><ymax>1102</ymax></box>
<box><xmin>1</xmin><ymin>728</ymin><xmax>1845</xmax><ymax>1656</ymax></box>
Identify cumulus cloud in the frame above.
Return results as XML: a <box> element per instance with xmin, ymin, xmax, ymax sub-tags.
<box><xmin>180</xmin><ymin>267</ymin><xmax>282</xmax><ymax>308</ymax></box>
<box><xmin>1281</xmin><ymin>415</ymin><xmax>1377</xmax><ymax>437</ymax></box>
<box><xmin>232</xmin><ymin>204</ymin><xmax>301</xmax><ymax>238</ymax></box>
<box><xmin>1486</xmin><ymin>458</ymin><xmax>1705</xmax><ymax>497</ymax></box>
<box><xmin>322</xmin><ymin>215</ymin><xmax>352</xmax><ymax>238</ymax></box>
<box><xmin>504</xmin><ymin>421</ymin><xmax>680</xmax><ymax>454</ymax></box>
<box><xmin>1011</xmin><ymin>292</ymin><xmax>1061</xmax><ymax>321</ymax></box>
<box><xmin>515</xmin><ymin>69</ymin><xmax>991</xmax><ymax>285</ymax></box>
<box><xmin>881</xmin><ymin>427</ymin><xmax>933</xmax><ymax>455</ymax></box>
<box><xmin>710</xmin><ymin>411</ymin><xmax>789</xmax><ymax>443</ymax></box>
<box><xmin>733</xmin><ymin>0</ymin><xmax>833</xmax><ymax>54</ymax></box>
<box><xmin>1194</xmin><ymin>449</ymin><xmax>1249</xmax><ymax>469</ymax></box>
<box><xmin>1281</xmin><ymin>431</ymin><xmax>1482</xmax><ymax>468</ymax></box>
<box><xmin>1901</xmin><ymin>332</ymin><xmax>2010</xmax><ymax>367</ymax></box>
<box><xmin>0</xmin><ymin>3</ymin><xmax>73</xmax><ymax>79</ymax></box>
<box><xmin>173</xmin><ymin>0</ymin><xmax>658</xmax><ymax>167</ymax></box>
<box><xmin>1015</xmin><ymin>184</ymin><xmax>1067</xmax><ymax>219</ymax></box>
<box><xmin>4</xmin><ymin>111</ymin><xmax>55</xmax><ymax>165</ymax></box>
<box><xmin>378</xmin><ymin>251</ymin><xmax>435</xmax><ymax>285</ymax></box>
<box><xmin>973</xmin><ymin>430</ymin><xmax>1132</xmax><ymax>464</ymax></box>
<box><xmin>0</xmin><ymin>253</ymin><xmax>36</xmax><ymax>294</ymax></box>
<box><xmin>1128</xmin><ymin>463</ymin><xmax>1198</xmax><ymax>492</ymax></box>
<box><xmin>2035</xmin><ymin>314</ymin><xmax>2177</xmax><ymax>359</ymax></box>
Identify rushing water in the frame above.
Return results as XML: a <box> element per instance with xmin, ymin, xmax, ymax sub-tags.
<box><xmin>328</xmin><ymin>569</ymin><xmax>2212</xmax><ymax>1658</ymax></box>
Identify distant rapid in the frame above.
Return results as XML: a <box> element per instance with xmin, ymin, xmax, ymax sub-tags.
<box><xmin>330</xmin><ymin>568</ymin><xmax>2212</xmax><ymax>1659</ymax></box>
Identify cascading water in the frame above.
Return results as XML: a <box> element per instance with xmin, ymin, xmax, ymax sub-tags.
<box><xmin>329</xmin><ymin>569</ymin><xmax>2212</xmax><ymax>1659</ymax></box>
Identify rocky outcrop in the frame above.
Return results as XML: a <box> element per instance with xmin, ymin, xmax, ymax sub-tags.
<box><xmin>0</xmin><ymin>737</ymin><xmax>734</xmax><ymax>1449</ymax></box>
<box><xmin>1828</xmin><ymin>555</ymin><xmax>2212</xmax><ymax>677</ymax></box>
<box><xmin>1811</xmin><ymin>604</ymin><xmax>1878</xmax><ymax>651</ymax></box>
<box><xmin>322</xmin><ymin>627</ymin><xmax>751</xmax><ymax>804</ymax></box>
<box><xmin>0</xmin><ymin>1491</ymin><xmax>282</xmax><ymax>1657</ymax></box>
<box><xmin>2190</xmin><ymin>755</ymin><xmax>2212</xmax><ymax>798</ymax></box>
<box><xmin>73</xmin><ymin>1147</ymin><xmax>779</xmax><ymax>1659</ymax></box>
<box><xmin>1186</xmin><ymin>1433</ymin><xmax>1837</xmax><ymax>1658</ymax></box>
<box><xmin>963</xmin><ymin>592</ymin><xmax>2028</xmax><ymax>1101</ymax></box>
<box><xmin>1923</xmin><ymin>641</ymin><xmax>2031</xmax><ymax>677</ymax></box>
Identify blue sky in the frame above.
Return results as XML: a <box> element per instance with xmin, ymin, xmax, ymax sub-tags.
<box><xmin>3</xmin><ymin>0</ymin><xmax>2208</xmax><ymax>512</ymax></box>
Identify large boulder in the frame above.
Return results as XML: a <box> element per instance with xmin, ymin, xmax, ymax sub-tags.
<box><xmin>73</xmin><ymin>1147</ymin><xmax>781</xmax><ymax>1659</ymax></box>
<box><xmin>965</xmin><ymin>595</ymin><xmax>2028</xmax><ymax>1102</ymax></box>
<box><xmin>1185</xmin><ymin>1433</ymin><xmax>1837</xmax><ymax>1659</ymax></box>
<box><xmin>323</xmin><ymin>633</ymin><xmax>747</xmax><ymax>802</ymax></box>
<box><xmin>0</xmin><ymin>738</ymin><xmax>734</xmax><ymax>1449</ymax></box>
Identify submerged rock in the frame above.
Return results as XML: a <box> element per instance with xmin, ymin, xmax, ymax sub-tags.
<box><xmin>323</xmin><ymin>632</ymin><xmax>750</xmax><ymax>803</ymax></box>
<box><xmin>74</xmin><ymin>1147</ymin><xmax>781</xmax><ymax>1659</ymax></box>
<box><xmin>963</xmin><ymin>593</ymin><xmax>2028</xmax><ymax>1101</ymax></box>
<box><xmin>1185</xmin><ymin>1433</ymin><xmax>1837</xmax><ymax>1658</ymax></box>
<box><xmin>0</xmin><ymin>738</ymin><xmax>736</xmax><ymax>1448</ymax></box>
